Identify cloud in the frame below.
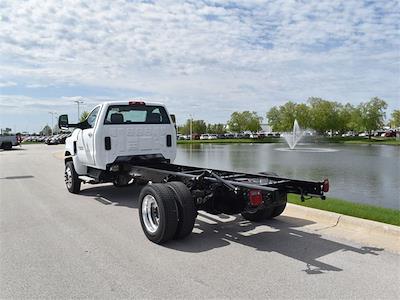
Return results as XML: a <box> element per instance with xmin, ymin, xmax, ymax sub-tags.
<box><xmin>26</xmin><ymin>83</ymin><xmax>50</xmax><ymax>88</ymax></box>
<box><xmin>0</xmin><ymin>0</ymin><xmax>399</xmax><ymax>129</ymax></box>
<box><xmin>0</xmin><ymin>81</ymin><xmax>17</xmax><ymax>87</ymax></box>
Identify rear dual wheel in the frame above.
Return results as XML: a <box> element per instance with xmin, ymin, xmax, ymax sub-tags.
<box><xmin>138</xmin><ymin>182</ymin><xmax>196</xmax><ymax>244</ymax></box>
<box><xmin>166</xmin><ymin>182</ymin><xmax>197</xmax><ymax>239</ymax></box>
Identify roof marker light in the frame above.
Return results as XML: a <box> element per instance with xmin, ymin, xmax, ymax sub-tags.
<box><xmin>129</xmin><ymin>101</ymin><xmax>145</xmax><ymax>106</ymax></box>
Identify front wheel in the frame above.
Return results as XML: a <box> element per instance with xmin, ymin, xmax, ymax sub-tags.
<box><xmin>65</xmin><ymin>161</ymin><xmax>81</xmax><ymax>194</ymax></box>
<box><xmin>139</xmin><ymin>184</ymin><xmax>178</xmax><ymax>244</ymax></box>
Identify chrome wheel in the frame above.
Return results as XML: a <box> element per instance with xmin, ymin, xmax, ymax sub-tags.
<box><xmin>141</xmin><ymin>195</ymin><xmax>160</xmax><ymax>233</ymax></box>
<box><xmin>65</xmin><ymin>166</ymin><xmax>72</xmax><ymax>189</ymax></box>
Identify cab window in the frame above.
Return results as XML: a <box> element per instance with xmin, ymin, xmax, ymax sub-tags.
<box><xmin>87</xmin><ymin>107</ymin><xmax>100</xmax><ymax>128</ymax></box>
<box><xmin>104</xmin><ymin>105</ymin><xmax>170</xmax><ymax>124</ymax></box>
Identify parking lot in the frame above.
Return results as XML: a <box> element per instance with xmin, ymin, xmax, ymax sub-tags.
<box><xmin>1</xmin><ymin>144</ymin><xmax>399</xmax><ymax>299</ymax></box>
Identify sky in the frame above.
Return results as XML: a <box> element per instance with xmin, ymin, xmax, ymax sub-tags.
<box><xmin>0</xmin><ymin>0</ymin><xmax>399</xmax><ymax>133</ymax></box>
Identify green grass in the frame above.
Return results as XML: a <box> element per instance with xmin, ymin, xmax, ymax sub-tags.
<box><xmin>288</xmin><ymin>194</ymin><xmax>400</xmax><ymax>226</ymax></box>
<box><xmin>177</xmin><ymin>138</ymin><xmax>281</xmax><ymax>144</ymax></box>
<box><xmin>325</xmin><ymin>136</ymin><xmax>400</xmax><ymax>145</ymax></box>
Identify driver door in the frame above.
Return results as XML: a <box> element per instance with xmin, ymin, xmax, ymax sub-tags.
<box><xmin>77</xmin><ymin>106</ymin><xmax>100</xmax><ymax>167</ymax></box>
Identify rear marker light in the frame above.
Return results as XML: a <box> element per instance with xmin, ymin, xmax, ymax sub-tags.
<box><xmin>248</xmin><ymin>189</ymin><xmax>263</xmax><ymax>206</ymax></box>
<box><xmin>322</xmin><ymin>178</ymin><xmax>329</xmax><ymax>193</ymax></box>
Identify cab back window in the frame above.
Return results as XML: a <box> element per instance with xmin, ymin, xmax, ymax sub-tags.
<box><xmin>104</xmin><ymin>105</ymin><xmax>170</xmax><ymax>125</ymax></box>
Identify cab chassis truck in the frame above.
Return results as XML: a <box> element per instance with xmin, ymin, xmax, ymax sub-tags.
<box><xmin>59</xmin><ymin>101</ymin><xmax>329</xmax><ymax>244</ymax></box>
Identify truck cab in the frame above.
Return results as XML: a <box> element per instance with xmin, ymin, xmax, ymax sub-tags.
<box><xmin>60</xmin><ymin>100</ymin><xmax>176</xmax><ymax>192</ymax></box>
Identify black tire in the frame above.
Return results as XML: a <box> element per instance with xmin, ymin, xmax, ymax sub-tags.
<box><xmin>271</xmin><ymin>193</ymin><xmax>288</xmax><ymax>218</ymax></box>
<box><xmin>166</xmin><ymin>181</ymin><xmax>197</xmax><ymax>239</ymax></box>
<box><xmin>242</xmin><ymin>193</ymin><xmax>287</xmax><ymax>221</ymax></box>
<box><xmin>139</xmin><ymin>184</ymin><xmax>179</xmax><ymax>244</ymax></box>
<box><xmin>271</xmin><ymin>202</ymin><xmax>287</xmax><ymax>218</ymax></box>
<box><xmin>65</xmin><ymin>161</ymin><xmax>81</xmax><ymax>194</ymax></box>
<box><xmin>2</xmin><ymin>142</ymin><xmax>12</xmax><ymax>150</ymax></box>
<box><xmin>241</xmin><ymin>206</ymin><xmax>274</xmax><ymax>222</ymax></box>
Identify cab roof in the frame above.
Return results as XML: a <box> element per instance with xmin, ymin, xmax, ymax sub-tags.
<box><xmin>102</xmin><ymin>101</ymin><xmax>165</xmax><ymax>107</ymax></box>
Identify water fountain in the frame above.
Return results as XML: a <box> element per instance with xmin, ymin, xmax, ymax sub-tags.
<box><xmin>276</xmin><ymin>120</ymin><xmax>338</xmax><ymax>153</ymax></box>
<box><xmin>284</xmin><ymin>119</ymin><xmax>304</xmax><ymax>150</ymax></box>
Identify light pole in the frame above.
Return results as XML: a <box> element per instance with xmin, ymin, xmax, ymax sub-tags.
<box><xmin>48</xmin><ymin>112</ymin><xmax>58</xmax><ymax>135</ymax></box>
<box><xmin>74</xmin><ymin>100</ymin><xmax>84</xmax><ymax>121</ymax></box>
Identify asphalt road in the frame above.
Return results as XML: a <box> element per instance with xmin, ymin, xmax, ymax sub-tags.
<box><xmin>1</xmin><ymin>144</ymin><xmax>399</xmax><ymax>299</ymax></box>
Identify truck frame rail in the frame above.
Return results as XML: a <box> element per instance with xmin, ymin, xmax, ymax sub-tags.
<box><xmin>130</xmin><ymin>162</ymin><xmax>329</xmax><ymax>200</ymax></box>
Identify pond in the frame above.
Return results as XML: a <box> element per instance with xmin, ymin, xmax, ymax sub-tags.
<box><xmin>175</xmin><ymin>143</ymin><xmax>400</xmax><ymax>210</ymax></box>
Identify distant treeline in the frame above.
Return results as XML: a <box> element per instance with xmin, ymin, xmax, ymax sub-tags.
<box><xmin>267</xmin><ymin>97</ymin><xmax>398</xmax><ymax>136</ymax></box>
<box><xmin>178</xmin><ymin>97</ymin><xmax>400</xmax><ymax>137</ymax></box>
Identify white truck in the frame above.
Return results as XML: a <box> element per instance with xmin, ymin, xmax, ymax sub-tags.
<box><xmin>59</xmin><ymin>100</ymin><xmax>329</xmax><ymax>244</ymax></box>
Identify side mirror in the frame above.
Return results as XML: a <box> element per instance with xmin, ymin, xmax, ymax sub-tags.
<box><xmin>58</xmin><ymin>114</ymin><xmax>69</xmax><ymax>129</ymax></box>
<box><xmin>170</xmin><ymin>114</ymin><xmax>176</xmax><ymax>125</ymax></box>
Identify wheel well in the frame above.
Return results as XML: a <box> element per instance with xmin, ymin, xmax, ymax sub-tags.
<box><xmin>64</xmin><ymin>151</ymin><xmax>72</xmax><ymax>164</ymax></box>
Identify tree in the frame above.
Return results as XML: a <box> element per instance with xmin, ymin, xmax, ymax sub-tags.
<box><xmin>346</xmin><ymin>104</ymin><xmax>363</xmax><ymax>132</ymax></box>
<box><xmin>266</xmin><ymin>102</ymin><xmax>310</xmax><ymax>132</ymax></box>
<box><xmin>308</xmin><ymin>97</ymin><xmax>341</xmax><ymax>135</ymax></box>
<box><xmin>80</xmin><ymin>111</ymin><xmax>90</xmax><ymax>122</ymax></box>
<box><xmin>358</xmin><ymin>97</ymin><xmax>388</xmax><ymax>139</ymax></box>
<box><xmin>207</xmin><ymin>123</ymin><xmax>226</xmax><ymax>134</ymax></box>
<box><xmin>40</xmin><ymin>125</ymin><xmax>52</xmax><ymax>136</ymax></box>
<box><xmin>53</xmin><ymin>125</ymin><xmax>60</xmax><ymax>135</ymax></box>
<box><xmin>227</xmin><ymin>111</ymin><xmax>261</xmax><ymax>132</ymax></box>
<box><xmin>178</xmin><ymin>119</ymin><xmax>207</xmax><ymax>135</ymax></box>
<box><xmin>390</xmin><ymin>110</ymin><xmax>400</xmax><ymax>128</ymax></box>
<box><xmin>0</xmin><ymin>128</ymin><xmax>12</xmax><ymax>135</ymax></box>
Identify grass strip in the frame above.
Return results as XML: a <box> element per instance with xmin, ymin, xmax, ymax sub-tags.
<box><xmin>325</xmin><ymin>136</ymin><xmax>400</xmax><ymax>145</ymax></box>
<box><xmin>288</xmin><ymin>194</ymin><xmax>400</xmax><ymax>226</ymax></box>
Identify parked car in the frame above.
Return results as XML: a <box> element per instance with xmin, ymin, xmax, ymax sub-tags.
<box><xmin>200</xmin><ymin>134</ymin><xmax>209</xmax><ymax>140</ymax></box>
<box><xmin>384</xmin><ymin>131</ymin><xmax>396</xmax><ymax>137</ymax></box>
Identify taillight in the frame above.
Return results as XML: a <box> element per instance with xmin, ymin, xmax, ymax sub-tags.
<box><xmin>322</xmin><ymin>178</ymin><xmax>329</xmax><ymax>193</ymax></box>
<box><xmin>248</xmin><ymin>190</ymin><xmax>263</xmax><ymax>206</ymax></box>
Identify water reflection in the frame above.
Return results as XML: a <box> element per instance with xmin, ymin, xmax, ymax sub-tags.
<box><xmin>176</xmin><ymin>143</ymin><xmax>400</xmax><ymax>209</ymax></box>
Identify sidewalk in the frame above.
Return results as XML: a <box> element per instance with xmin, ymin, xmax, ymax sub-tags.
<box><xmin>284</xmin><ymin>203</ymin><xmax>400</xmax><ymax>254</ymax></box>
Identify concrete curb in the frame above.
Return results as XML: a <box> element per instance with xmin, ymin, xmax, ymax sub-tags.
<box><xmin>284</xmin><ymin>203</ymin><xmax>400</xmax><ymax>254</ymax></box>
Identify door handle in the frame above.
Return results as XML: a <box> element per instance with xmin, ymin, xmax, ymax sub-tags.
<box><xmin>88</xmin><ymin>133</ymin><xmax>93</xmax><ymax>137</ymax></box>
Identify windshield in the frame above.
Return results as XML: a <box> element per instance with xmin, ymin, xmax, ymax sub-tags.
<box><xmin>104</xmin><ymin>105</ymin><xmax>170</xmax><ymax>125</ymax></box>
